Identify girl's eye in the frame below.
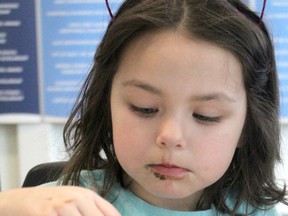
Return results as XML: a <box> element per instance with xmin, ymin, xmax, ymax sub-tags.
<box><xmin>193</xmin><ymin>113</ymin><xmax>221</xmax><ymax>123</ymax></box>
<box><xmin>129</xmin><ymin>105</ymin><xmax>158</xmax><ymax>117</ymax></box>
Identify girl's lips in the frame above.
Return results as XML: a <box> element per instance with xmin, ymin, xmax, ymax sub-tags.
<box><xmin>149</xmin><ymin>164</ymin><xmax>190</xmax><ymax>178</ymax></box>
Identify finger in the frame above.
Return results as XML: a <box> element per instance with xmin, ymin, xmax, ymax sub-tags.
<box><xmin>93</xmin><ymin>194</ymin><xmax>121</xmax><ymax>216</ymax></box>
<box><xmin>76</xmin><ymin>198</ymin><xmax>105</xmax><ymax>216</ymax></box>
<box><xmin>57</xmin><ymin>202</ymin><xmax>82</xmax><ymax>216</ymax></box>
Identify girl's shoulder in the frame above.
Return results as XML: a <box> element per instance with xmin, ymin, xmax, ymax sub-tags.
<box><xmin>78</xmin><ymin>169</ymin><xmax>106</xmax><ymax>189</ymax></box>
<box><xmin>236</xmin><ymin>203</ymin><xmax>279</xmax><ymax>215</ymax></box>
<box><xmin>225</xmin><ymin>193</ymin><xmax>281</xmax><ymax>215</ymax></box>
<box><xmin>40</xmin><ymin>169</ymin><xmax>106</xmax><ymax>189</ymax></box>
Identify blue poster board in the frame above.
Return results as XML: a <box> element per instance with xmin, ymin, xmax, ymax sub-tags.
<box><xmin>0</xmin><ymin>1</ymin><xmax>40</xmax><ymax>123</ymax></box>
<box><xmin>40</xmin><ymin>0</ymin><xmax>122</xmax><ymax>121</ymax></box>
<box><xmin>254</xmin><ymin>1</ymin><xmax>288</xmax><ymax>121</ymax></box>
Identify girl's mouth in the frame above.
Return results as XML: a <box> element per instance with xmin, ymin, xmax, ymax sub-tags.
<box><xmin>148</xmin><ymin>164</ymin><xmax>190</xmax><ymax>180</ymax></box>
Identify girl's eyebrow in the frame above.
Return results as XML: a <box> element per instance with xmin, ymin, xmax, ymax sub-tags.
<box><xmin>122</xmin><ymin>79</ymin><xmax>163</xmax><ymax>96</ymax></box>
<box><xmin>122</xmin><ymin>79</ymin><xmax>237</xmax><ymax>103</ymax></box>
<box><xmin>190</xmin><ymin>93</ymin><xmax>237</xmax><ymax>103</ymax></box>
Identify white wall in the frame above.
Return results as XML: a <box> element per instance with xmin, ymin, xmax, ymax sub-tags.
<box><xmin>0</xmin><ymin>123</ymin><xmax>67</xmax><ymax>190</ymax></box>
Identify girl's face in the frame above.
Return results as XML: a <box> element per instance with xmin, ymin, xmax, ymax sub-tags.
<box><xmin>110</xmin><ymin>30</ymin><xmax>247</xmax><ymax>211</ymax></box>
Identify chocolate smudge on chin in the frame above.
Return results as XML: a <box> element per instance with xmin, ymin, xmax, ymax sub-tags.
<box><xmin>154</xmin><ymin>172</ymin><xmax>167</xmax><ymax>180</ymax></box>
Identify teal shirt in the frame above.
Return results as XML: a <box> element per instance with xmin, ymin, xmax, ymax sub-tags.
<box><xmin>45</xmin><ymin>170</ymin><xmax>280</xmax><ymax>216</ymax></box>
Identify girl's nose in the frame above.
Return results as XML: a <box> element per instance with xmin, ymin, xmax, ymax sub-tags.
<box><xmin>156</xmin><ymin>117</ymin><xmax>186</xmax><ymax>149</ymax></box>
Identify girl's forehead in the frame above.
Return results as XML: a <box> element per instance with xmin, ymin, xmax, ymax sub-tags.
<box><xmin>119</xmin><ymin>30</ymin><xmax>242</xmax><ymax>75</ymax></box>
<box><xmin>114</xmin><ymin>30</ymin><xmax>245</xmax><ymax>101</ymax></box>
<box><xmin>121</xmin><ymin>29</ymin><xmax>239</xmax><ymax>64</ymax></box>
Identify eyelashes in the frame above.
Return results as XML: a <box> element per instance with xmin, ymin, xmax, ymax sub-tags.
<box><xmin>192</xmin><ymin>113</ymin><xmax>221</xmax><ymax>123</ymax></box>
<box><xmin>129</xmin><ymin>104</ymin><xmax>221</xmax><ymax>123</ymax></box>
<box><xmin>129</xmin><ymin>105</ymin><xmax>158</xmax><ymax>117</ymax></box>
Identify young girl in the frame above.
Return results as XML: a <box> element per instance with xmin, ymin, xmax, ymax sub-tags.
<box><xmin>0</xmin><ymin>0</ymin><xmax>287</xmax><ymax>215</ymax></box>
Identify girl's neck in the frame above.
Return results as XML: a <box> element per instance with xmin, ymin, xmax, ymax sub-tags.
<box><xmin>127</xmin><ymin>179</ymin><xmax>204</xmax><ymax>211</ymax></box>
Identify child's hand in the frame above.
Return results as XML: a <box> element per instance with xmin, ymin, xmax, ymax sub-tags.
<box><xmin>0</xmin><ymin>186</ymin><xmax>121</xmax><ymax>216</ymax></box>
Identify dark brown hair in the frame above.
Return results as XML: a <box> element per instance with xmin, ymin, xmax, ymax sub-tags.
<box><xmin>61</xmin><ymin>0</ymin><xmax>287</xmax><ymax>214</ymax></box>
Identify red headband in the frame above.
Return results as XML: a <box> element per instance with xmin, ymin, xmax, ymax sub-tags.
<box><xmin>259</xmin><ymin>0</ymin><xmax>267</xmax><ymax>26</ymax></box>
<box><xmin>105</xmin><ymin>0</ymin><xmax>115</xmax><ymax>21</ymax></box>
